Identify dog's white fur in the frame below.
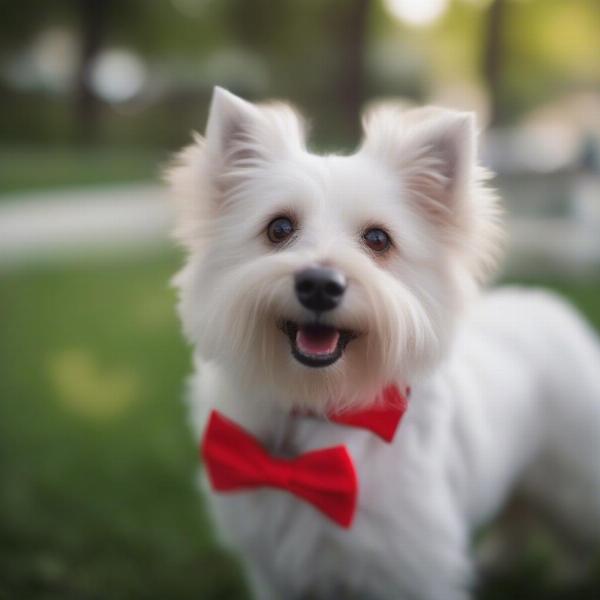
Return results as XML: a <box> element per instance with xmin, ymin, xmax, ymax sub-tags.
<box><xmin>168</xmin><ymin>87</ymin><xmax>600</xmax><ymax>599</ymax></box>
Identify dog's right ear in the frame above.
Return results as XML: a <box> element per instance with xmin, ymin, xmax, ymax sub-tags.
<box><xmin>166</xmin><ymin>88</ymin><xmax>305</xmax><ymax>250</ymax></box>
<box><xmin>205</xmin><ymin>87</ymin><xmax>305</xmax><ymax>195</ymax></box>
<box><xmin>205</xmin><ymin>87</ymin><xmax>263</xmax><ymax>173</ymax></box>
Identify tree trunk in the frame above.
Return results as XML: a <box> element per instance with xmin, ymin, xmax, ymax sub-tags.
<box><xmin>74</xmin><ymin>0</ymin><xmax>110</xmax><ymax>143</ymax></box>
<box><xmin>482</xmin><ymin>0</ymin><xmax>507</xmax><ymax>126</ymax></box>
<box><xmin>336</xmin><ymin>0</ymin><xmax>371</xmax><ymax>142</ymax></box>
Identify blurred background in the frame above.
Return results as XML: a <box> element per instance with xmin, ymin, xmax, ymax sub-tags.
<box><xmin>1</xmin><ymin>0</ymin><xmax>599</xmax><ymax>598</ymax></box>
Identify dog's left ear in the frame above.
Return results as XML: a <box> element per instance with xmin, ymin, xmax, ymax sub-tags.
<box><xmin>363</xmin><ymin>106</ymin><xmax>476</xmax><ymax>222</ymax></box>
<box><xmin>362</xmin><ymin>105</ymin><xmax>502</xmax><ymax>280</ymax></box>
<box><xmin>408</xmin><ymin>110</ymin><xmax>474</xmax><ymax>205</ymax></box>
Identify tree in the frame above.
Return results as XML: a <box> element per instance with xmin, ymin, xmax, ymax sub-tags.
<box><xmin>74</xmin><ymin>0</ymin><xmax>111</xmax><ymax>142</ymax></box>
<box><xmin>482</xmin><ymin>0</ymin><xmax>507</xmax><ymax>125</ymax></box>
<box><xmin>333</xmin><ymin>0</ymin><xmax>371</xmax><ymax>140</ymax></box>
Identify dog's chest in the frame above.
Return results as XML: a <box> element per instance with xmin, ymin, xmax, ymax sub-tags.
<box><xmin>204</xmin><ymin>411</ymin><xmax>460</xmax><ymax>596</ymax></box>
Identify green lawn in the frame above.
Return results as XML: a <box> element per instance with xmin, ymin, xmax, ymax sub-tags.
<box><xmin>1</xmin><ymin>254</ymin><xmax>599</xmax><ymax>599</ymax></box>
<box><xmin>0</xmin><ymin>147</ymin><xmax>166</xmax><ymax>196</ymax></box>
<box><xmin>0</xmin><ymin>254</ymin><xmax>248</xmax><ymax>599</ymax></box>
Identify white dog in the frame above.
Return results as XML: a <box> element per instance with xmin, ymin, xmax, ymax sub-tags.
<box><xmin>168</xmin><ymin>87</ymin><xmax>600</xmax><ymax>600</ymax></box>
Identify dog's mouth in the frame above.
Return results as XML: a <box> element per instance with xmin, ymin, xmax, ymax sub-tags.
<box><xmin>281</xmin><ymin>320</ymin><xmax>357</xmax><ymax>368</ymax></box>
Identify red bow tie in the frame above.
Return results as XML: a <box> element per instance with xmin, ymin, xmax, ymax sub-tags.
<box><xmin>201</xmin><ymin>385</ymin><xmax>409</xmax><ymax>528</ymax></box>
<box><xmin>325</xmin><ymin>385</ymin><xmax>410</xmax><ymax>442</ymax></box>
<box><xmin>202</xmin><ymin>410</ymin><xmax>358</xmax><ymax>527</ymax></box>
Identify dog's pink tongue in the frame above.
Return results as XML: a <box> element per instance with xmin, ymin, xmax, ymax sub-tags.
<box><xmin>297</xmin><ymin>326</ymin><xmax>340</xmax><ymax>356</ymax></box>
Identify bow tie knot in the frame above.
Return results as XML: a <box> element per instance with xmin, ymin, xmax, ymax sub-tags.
<box><xmin>271</xmin><ymin>461</ymin><xmax>293</xmax><ymax>488</ymax></box>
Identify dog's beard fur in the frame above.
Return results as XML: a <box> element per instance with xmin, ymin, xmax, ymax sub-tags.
<box><xmin>168</xmin><ymin>88</ymin><xmax>503</xmax><ymax>413</ymax></box>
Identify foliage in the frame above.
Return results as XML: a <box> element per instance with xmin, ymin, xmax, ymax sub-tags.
<box><xmin>1</xmin><ymin>0</ymin><xmax>598</xmax><ymax>146</ymax></box>
<box><xmin>0</xmin><ymin>147</ymin><xmax>162</xmax><ymax>195</ymax></box>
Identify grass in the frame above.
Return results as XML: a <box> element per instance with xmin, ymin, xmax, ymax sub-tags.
<box><xmin>1</xmin><ymin>254</ymin><xmax>599</xmax><ymax>599</ymax></box>
<box><xmin>0</xmin><ymin>253</ymin><xmax>248</xmax><ymax>599</ymax></box>
<box><xmin>0</xmin><ymin>147</ymin><xmax>167</xmax><ymax>196</ymax></box>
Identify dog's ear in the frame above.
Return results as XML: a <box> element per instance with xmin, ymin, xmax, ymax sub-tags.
<box><xmin>402</xmin><ymin>110</ymin><xmax>475</xmax><ymax>221</ymax></box>
<box><xmin>205</xmin><ymin>87</ymin><xmax>305</xmax><ymax>194</ymax></box>
<box><xmin>362</xmin><ymin>105</ymin><xmax>475</xmax><ymax>221</ymax></box>
<box><xmin>205</xmin><ymin>87</ymin><xmax>263</xmax><ymax>171</ymax></box>
<box><xmin>166</xmin><ymin>88</ymin><xmax>306</xmax><ymax>251</ymax></box>
<box><xmin>362</xmin><ymin>105</ymin><xmax>502</xmax><ymax>281</ymax></box>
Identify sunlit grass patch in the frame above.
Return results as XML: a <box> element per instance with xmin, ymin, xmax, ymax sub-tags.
<box><xmin>47</xmin><ymin>348</ymin><xmax>141</xmax><ymax>420</ymax></box>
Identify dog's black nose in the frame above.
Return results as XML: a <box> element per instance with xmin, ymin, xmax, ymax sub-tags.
<box><xmin>294</xmin><ymin>267</ymin><xmax>347</xmax><ymax>312</ymax></box>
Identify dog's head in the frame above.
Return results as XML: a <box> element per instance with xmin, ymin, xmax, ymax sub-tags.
<box><xmin>168</xmin><ymin>88</ymin><xmax>502</xmax><ymax>411</ymax></box>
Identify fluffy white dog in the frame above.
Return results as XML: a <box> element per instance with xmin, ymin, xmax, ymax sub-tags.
<box><xmin>168</xmin><ymin>87</ymin><xmax>600</xmax><ymax>600</ymax></box>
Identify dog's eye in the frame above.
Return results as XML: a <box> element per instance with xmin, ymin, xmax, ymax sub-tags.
<box><xmin>267</xmin><ymin>217</ymin><xmax>294</xmax><ymax>244</ymax></box>
<box><xmin>363</xmin><ymin>228</ymin><xmax>391</xmax><ymax>253</ymax></box>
